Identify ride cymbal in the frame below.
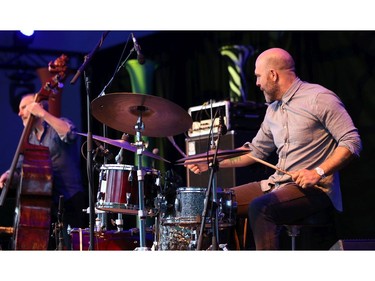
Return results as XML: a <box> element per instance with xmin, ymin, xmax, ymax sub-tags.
<box><xmin>77</xmin><ymin>132</ymin><xmax>170</xmax><ymax>163</ymax></box>
<box><xmin>91</xmin><ymin>92</ymin><xmax>192</xmax><ymax>137</ymax></box>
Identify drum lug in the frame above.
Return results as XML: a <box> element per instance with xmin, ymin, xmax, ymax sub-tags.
<box><xmin>174</xmin><ymin>198</ymin><xmax>180</xmax><ymax>212</ymax></box>
<box><xmin>128</xmin><ymin>171</ymin><xmax>133</xmax><ymax>182</ymax></box>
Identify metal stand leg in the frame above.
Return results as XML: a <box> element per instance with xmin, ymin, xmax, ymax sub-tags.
<box><xmin>285</xmin><ymin>225</ymin><xmax>300</xmax><ymax>251</ymax></box>
<box><xmin>134</xmin><ymin>109</ymin><xmax>150</xmax><ymax>251</ymax></box>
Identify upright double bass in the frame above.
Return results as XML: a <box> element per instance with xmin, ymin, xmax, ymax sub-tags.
<box><xmin>0</xmin><ymin>55</ymin><xmax>69</xmax><ymax>250</ymax></box>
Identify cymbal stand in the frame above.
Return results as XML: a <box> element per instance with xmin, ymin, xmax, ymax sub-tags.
<box><xmin>134</xmin><ymin>107</ymin><xmax>149</xmax><ymax>250</ymax></box>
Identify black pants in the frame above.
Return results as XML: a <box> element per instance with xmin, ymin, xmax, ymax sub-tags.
<box><xmin>231</xmin><ymin>182</ymin><xmax>333</xmax><ymax>250</ymax></box>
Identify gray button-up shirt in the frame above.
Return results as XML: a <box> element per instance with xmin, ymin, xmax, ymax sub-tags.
<box><xmin>248</xmin><ymin>78</ymin><xmax>362</xmax><ymax>211</ymax></box>
<box><xmin>17</xmin><ymin>118</ymin><xmax>84</xmax><ymax>205</ymax></box>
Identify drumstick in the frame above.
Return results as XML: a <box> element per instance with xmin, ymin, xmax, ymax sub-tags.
<box><xmin>167</xmin><ymin>136</ymin><xmax>187</xmax><ymax>158</ymax></box>
<box><xmin>246</xmin><ymin>154</ymin><xmax>291</xmax><ymax>176</ymax></box>
<box><xmin>247</xmin><ymin>153</ymin><xmax>326</xmax><ymax>191</ymax></box>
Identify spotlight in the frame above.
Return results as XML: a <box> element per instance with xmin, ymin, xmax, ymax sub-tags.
<box><xmin>13</xmin><ymin>30</ymin><xmax>35</xmax><ymax>47</ymax></box>
<box><xmin>20</xmin><ymin>30</ymin><xmax>34</xmax><ymax>37</ymax></box>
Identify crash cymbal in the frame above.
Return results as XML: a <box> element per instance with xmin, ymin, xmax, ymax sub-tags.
<box><xmin>91</xmin><ymin>92</ymin><xmax>192</xmax><ymax>137</ymax></box>
<box><xmin>77</xmin><ymin>132</ymin><xmax>170</xmax><ymax>163</ymax></box>
<box><xmin>175</xmin><ymin>148</ymin><xmax>250</xmax><ymax>165</ymax></box>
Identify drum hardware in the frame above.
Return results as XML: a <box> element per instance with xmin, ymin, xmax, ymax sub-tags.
<box><xmin>151</xmin><ymin>168</ymin><xmax>185</xmax><ymax>250</ymax></box>
<box><xmin>92</xmin><ymin>139</ymin><xmax>115</xmax><ymax>161</ymax></box>
<box><xmin>95</xmin><ymin>217</ymin><xmax>103</xmax><ymax>232</ymax></box>
<box><xmin>52</xmin><ymin>195</ymin><xmax>65</xmax><ymax>250</ymax></box>
<box><xmin>208</xmin><ymin>243</ymin><xmax>228</xmax><ymax>251</ymax></box>
<box><xmin>133</xmin><ymin>109</ymin><xmax>150</xmax><ymax>250</ymax></box>
<box><xmin>125</xmin><ymin>192</ymin><xmax>131</xmax><ymax>207</ymax></box>
<box><xmin>69</xmin><ymin>227</ymin><xmax>154</xmax><ymax>251</ymax></box>
<box><xmin>153</xmin><ymin>187</ymin><xmax>236</xmax><ymax>250</ymax></box>
<box><xmin>175</xmin><ymin>135</ymin><xmax>248</xmax><ymax>249</ymax></box>
<box><xmin>87</xmin><ymin>92</ymin><xmax>192</xmax><ymax>249</ymax></box>
<box><xmin>82</xmin><ymin>206</ymin><xmax>107</xmax><ymax>231</ymax></box>
<box><xmin>115</xmin><ymin>133</ymin><xmax>130</xmax><ymax>165</ymax></box>
<box><xmin>77</xmin><ymin>133</ymin><xmax>171</xmax><ymax>163</ymax></box>
<box><xmin>112</xmin><ymin>214</ymin><xmax>124</xmax><ymax>232</ymax></box>
<box><xmin>195</xmin><ymin>108</ymin><xmax>227</xmax><ymax>250</ymax></box>
<box><xmin>151</xmin><ymin>215</ymin><xmax>159</xmax><ymax>251</ymax></box>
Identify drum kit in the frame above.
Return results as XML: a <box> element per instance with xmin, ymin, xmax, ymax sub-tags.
<box><xmin>76</xmin><ymin>92</ymin><xmax>248</xmax><ymax>251</ymax></box>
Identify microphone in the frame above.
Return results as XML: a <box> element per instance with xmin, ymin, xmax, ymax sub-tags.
<box><xmin>70</xmin><ymin>31</ymin><xmax>110</xmax><ymax>84</ymax></box>
<box><xmin>94</xmin><ymin>140</ymin><xmax>114</xmax><ymax>160</ymax></box>
<box><xmin>219</xmin><ymin>109</ymin><xmax>227</xmax><ymax>135</ymax></box>
<box><xmin>131</xmin><ymin>33</ymin><xmax>145</xmax><ymax>65</ymax></box>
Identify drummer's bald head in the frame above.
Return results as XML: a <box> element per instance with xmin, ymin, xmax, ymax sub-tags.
<box><xmin>256</xmin><ymin>48</ymin><xmax>296</xmax><ymax>73</ymax></box>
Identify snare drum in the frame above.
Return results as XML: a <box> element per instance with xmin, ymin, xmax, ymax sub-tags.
<box><xmin>97</xmin><ymin>164</ymin><xmax>159</xmax><ymax>210</ymax></box>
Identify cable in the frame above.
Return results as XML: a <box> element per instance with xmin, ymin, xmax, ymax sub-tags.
<box><xmin>98</xmin><ymin>33</ymin><xmax>133</xmax><ymax>97</ymax></box>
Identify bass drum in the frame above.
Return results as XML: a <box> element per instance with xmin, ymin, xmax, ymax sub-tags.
<box><xmin>70</xmin><ymin>228</ymin><xmax>154</xmax><ymax>250</ymax></box>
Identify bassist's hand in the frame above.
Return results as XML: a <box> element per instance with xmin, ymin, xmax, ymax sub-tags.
<box><xmin>0</xmin><ymin>171</ymin><xmax>9</xmax><ymax>189</ymax></box>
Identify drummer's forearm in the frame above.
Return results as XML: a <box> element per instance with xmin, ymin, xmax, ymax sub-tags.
<box><xmin>220</xmin><ymin>154</ymin><xmax>255</xmax><ymax>168</ymax></box>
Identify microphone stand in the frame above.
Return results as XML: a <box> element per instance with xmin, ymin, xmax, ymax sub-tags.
<box><xmin>56</xmin><ymin>195</ymin><xmax>65</xmax><ymax>250</ymax></box>
<box><xmin>94</xmin><ymin>36</ymin><xmax>137</xmax><ymax>233</ymax></box>
<box><xmin>70</xmin><ymin>31</ymin><xmax>110</xmax><ymax>85</ymax></box>
<box><xmin>196</xmin><ymin>133</ymin><xmax>223</xmax><ymax>250</ymax></box>
<box><xmin>197</xmin><ymin>111</ymin><xmax>225</xmax><ymax>251</ymax></box>
<box><xmin>70</xmin><ymin>31</ymin><xmax>109</xmax><ymax>250</ymax></box>
<box><xmin>83</xmin><ymin>68</ymin><xmax>96</xmax><ymax>250</ymax></box>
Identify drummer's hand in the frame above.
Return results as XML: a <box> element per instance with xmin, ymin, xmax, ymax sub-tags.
<box><xmin>0</xmin><ymin>171</ymin><xmax>9</xmax><ymax>189</ymax></box>
<box><xmin>289</xmin><ymin>169</ymin><xmax>320</xmax><ymax>188</ymax></box>
<box><xmin>184</xmin><ymin>163</ymin><xmax>208</xmax><ymax>175</ymax></box>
